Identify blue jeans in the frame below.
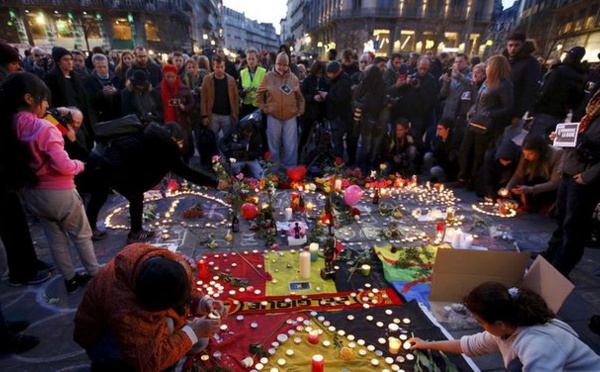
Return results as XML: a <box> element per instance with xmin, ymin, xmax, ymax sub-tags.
<box><xmin>232</xmin><ymin>160</ymin><xmax>263</xmax><ymax>179</ymax></box>
<box><xmin>266</xmin><ymin>115</ymin><xmax>298</xmax><ymax>167</ymax></box>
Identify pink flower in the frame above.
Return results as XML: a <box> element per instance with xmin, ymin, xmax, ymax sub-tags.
<box><xmin>236</xmin><ymin>173</ymin><xmax>244</xmax><ymax>180</ymax></box>
<box><xmin>212</xmin><ymin>155</ymin><xmax>220</xmax><ymax>163</ymax></box>
<box><xmin>270</xmin><ymin>244</ymin><xmax>280</xmax><ymax>251</ymax></box>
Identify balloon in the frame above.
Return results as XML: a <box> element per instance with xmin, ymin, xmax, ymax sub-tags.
<box><xmin>241</xmin><ymin>202</ymin><xmax>259</xmax><ymax>219</ymax></box>
<box><xmin>287</xmin><ymin>166</ymin><xmax>307</xmax><ymax>181</ymax></box>
<box><xmin>344</xmin><ymin>185</ymin><xmax>363</xmax><ymax>206</ymax></box>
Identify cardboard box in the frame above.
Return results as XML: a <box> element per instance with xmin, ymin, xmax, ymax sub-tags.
<box><xmin>429</xmin><ymin>249</ymin><xmax>574</xmax><ymax>319</ymax></box>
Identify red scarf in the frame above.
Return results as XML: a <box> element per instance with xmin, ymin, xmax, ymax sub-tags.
<box><xmin>160</xmin><ymin>76</ymin><xmax>181</xmax><ymax>123</ymax></box>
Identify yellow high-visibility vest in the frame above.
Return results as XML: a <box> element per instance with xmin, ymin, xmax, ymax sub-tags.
<box><xmin>240</xmin><ymin>66</ymin><xmax>266</xmax><ymax>106</ymax></box>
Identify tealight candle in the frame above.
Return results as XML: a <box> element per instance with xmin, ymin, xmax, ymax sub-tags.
<box><xmin>308</xmin><ymin>330</ymin><xmax>320</xmax><ymax>344</ymax></box>
<box><xmin>361</xmin><ymin>264</ymin><xmax>371</xmax><ymax>276</ymax></box>
<box><xmin>388</xmin><ymin>337</ymin><xmax>401</xmax><ymax>354</ymax></box>
<box><xmin>334</xmin><ymin>179</ymin><xmax>342</xmax><ymax>191</ymax></box>
<box><xmin>311</xmin><ymin>354</ymin><xmax>324</xmax><ymax>372</ymax></box>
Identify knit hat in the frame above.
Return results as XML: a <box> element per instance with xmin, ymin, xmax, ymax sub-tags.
<box><xmin>162</xmin><ymin>64</ymin><xmax>179</xmax><ymax>75</ymax></box>
<box><xmin>326</xmin><ymin>61</ymin><xmax>341</xmax><ymax>74</ymax></box>
<box><xmin>0</xmin><ymin>42</ymin><xmax>20</xmax><ymax>66</ymax></box>
<box><xmin>275</xmin><ymin>52</ymin><xmax>289</xmax><ymax>66</ymax></box>
<box><xmin>131</xmin><ymin>70</ymin><xmax>148</xmax><ymax>86</ymax></box>
<box><xmin>51</xmin><ymin>46</ymin><xmax>71</xmax><ymax>64</ymax></box>
<box><xmin>134</xmin><ymin>256</ymin><xmax>191</xmax><ymax>315</ymax></box>
<box><xmin>567</xmin><ymin>46</ymin><xmax>586</xmax><ymax>62</ymax></box>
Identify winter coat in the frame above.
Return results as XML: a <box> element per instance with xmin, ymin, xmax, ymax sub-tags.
<box><xmin>257</xmin><ymin>70</ymin><xmax>305</xmax><ymax>121</ymax></box>
<box><xmin>84</xmin><ymin>71</ymin><xmax>123</xmax><ymax>122</ymax></box>
<box><xmin>472</xmin><ymin>79</ymin><xmax>514</xmax><ymax>133</ymax></box>
<box><xmin>440</xmin><ymin>69</ymin><xmax>475</xmax><ymax>121</ymax></box>
<box><xmin>157</xmin><ymin>83</ymin><xmax>194</xmax><ymax>130</ymax></box>
<box><xmin>325</xmin><ymin>72</ymin><xmax>353</xmax><ymax>122</ymax></box>
<box><xmin>74</xmin><ymin>244</ymin><xmax>204</xmax><ymax>371</ymax></box>
<box><xmin>200</xmin><ymin>73</ymin><xmax>239</xmax><ymax>126</ymax></box>
<box><xmin>506</xmin><ymin>146</ymin><xmax>563</xmax><ymax>194</ymax></box>
<box><xmin>503</xmin><ymin>45</ymin><xmax>540</xmax><ymax>118</ymax></box>
<box><xmin>301</xmin><ymin>74</ymin><xmax>329</xmax><ymax>122</ymax></box>
<box><xmin>121</xmin><ymin>85</ymin><xmax>163</xmax><ymax>122</ymax></box>
<box><xmin>125</xmin><ymin>61</ymin><xmax>163</xmax><ymax>88</ymax></box>
<box><xmin>533</xmin><ymin>63</ymin><xmax>586</xmax><ymax>118</ymax></box>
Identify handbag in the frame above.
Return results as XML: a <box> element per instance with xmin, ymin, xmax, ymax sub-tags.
<box><xmin>469</xmin><ymin>113</ymin><xmax>491</xmax><ymax>134</ymax></box>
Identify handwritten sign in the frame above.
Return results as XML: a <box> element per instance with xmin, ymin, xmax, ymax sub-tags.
<box><xmin>554</xmin><ymin>123</ymin><xmax>580</xmax><ymax>148</ymax></box>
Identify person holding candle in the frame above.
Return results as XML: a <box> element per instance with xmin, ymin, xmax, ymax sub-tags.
<box><xmin>408</xmin><ymin>282</ymin><xmax>600</xmax><ymax>371</ymax></box>
<box><xmin>74</xmin><ymin>244</ymin><xmax>227</xmax><ymax>371</ymax></box>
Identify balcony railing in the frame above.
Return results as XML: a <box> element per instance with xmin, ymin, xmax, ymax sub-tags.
<box><xmin>321</xmin><ymin>7</ymin><xmax>491</xmax><ymax>23</ymax></box>
<box><xmin>0</xmin><ymin>0</ymin><xmax>185</xmax><ymax>14</ymax></box>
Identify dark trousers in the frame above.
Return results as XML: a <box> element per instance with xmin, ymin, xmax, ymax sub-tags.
<box><xmin>544</xmin><ymin>176</ymin><xmax>600</xmax><ymax>276</ymax></box>
<box><xmin>0</xmin><ymin>189</ymin><xmax>38</xmax><ymax>282</ymax></box>
<box><xmin>458</xmin><ymin>130</ymin><xmax>492</xmax><ymax>182</ymax></box>
<box><xmin>329</xmin><ymin>117</ymin><xmax>357</xmax><ymax>164</ymax></box>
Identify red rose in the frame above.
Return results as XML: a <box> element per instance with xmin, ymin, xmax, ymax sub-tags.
<box><xmin>351</xmin><ymin>208</ymin><xmax>361</xmax><ymax>216</ymax></box>
<box><xmin>335</xmin><ymin>157</ymin><xmax>344</xmax><ymax>166</ymax></box>
<box><xmin>264</xmin><ymin>152</ymin><xmax>272</xmax><ymax>160</ymax></box>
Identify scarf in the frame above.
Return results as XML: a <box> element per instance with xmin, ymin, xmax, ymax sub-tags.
<box><xmin>160</xmin><ymin>76</ymin><xmax>181</xmax><ymax>123</ymax></box>
<box><xmin>580</xmin><ymin>88</ymin><xmax>600</xmax><ymax>133</ymax></box>
<box><xmin>92</xmin><ymin>69</ymin><xmax>115</xmax><ymax>86</ymax></box>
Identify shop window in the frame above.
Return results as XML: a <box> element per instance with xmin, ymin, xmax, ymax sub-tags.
<box><xmin>27</xmin><ymin>13</ymin><xmax>48</xmax><ymax>39</ymax></box>
<box><xmin>112</xmin><ymin>18</ymin><xmax>132</xmax><ymax>40</ymax></box>
<box><xmin>54</xmin><ymin>17</ymin><xmax>75</xmax><ymax>38</ymax></box>
<box><xmin>81</xmin><ymin>16</ymin><xmax>102</xmax><ymax>39</ymax></box>
<box><xmin>399</xmin><ymin>30</ymin><xmax>415</xmax><ymax>52</ymax></box>
<box><xmin>145</xmin><ymin>20</ymin><xmax>160</xmax><ymax>42</ymax></box>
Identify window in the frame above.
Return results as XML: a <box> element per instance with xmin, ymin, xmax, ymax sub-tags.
<box><xmin>54</xmin><ymin>17</ymin><xmax>75</xmax><ymax>38</ymax></box>
<box><xmin>81</xmin><ymin>16</ymin><xmax>102</xmax><ymax>39</ymax></box>
<box><xmin>112</xmin><ymin>18</ymin><xmax>132</xmax><ymax>40</ymax></box>
<box><xmin>144</xmin><ymin>20</ymin><xmax>160</xmax><ymax>42</ymax></box>
<box><xmin>27</xmin><ymin>13</ymin><xmax>48</xmax><ymax>39</ymax></box>
<box><xmin>399</xmin><ymin>30</ymin><xmax>415</xmax><ymax>52</ymax></box>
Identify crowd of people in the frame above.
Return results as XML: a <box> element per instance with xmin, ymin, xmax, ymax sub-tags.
<box><xmin>1</xmin><ymin>30</ymin><xmax>600</xmax><ymax>367</ymax></box>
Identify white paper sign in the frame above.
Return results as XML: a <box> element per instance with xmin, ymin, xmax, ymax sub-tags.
<box><xmin>553</xmin><ymin>123</ymin><xmax>580</xmax><ymax>148</ymax></box>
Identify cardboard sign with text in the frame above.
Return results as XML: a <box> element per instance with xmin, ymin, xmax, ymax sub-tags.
<box><xmin>429</xmin><ymin>249</ymin><xmax>573</xmax><ymax>319</ymax></box>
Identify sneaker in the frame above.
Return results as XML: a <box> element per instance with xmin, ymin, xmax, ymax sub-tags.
<box><xmin>64</xmin><ymin>276</ymin><xmax>80</xmax><ymax>294</ymax></box>
<box><xmin>37</xmin><ymin>260</ymin><xmax>57</xmax><ymax>272</ymax></box>
<box><xmin>6</xmin><ymin>320</ymin><xmax>29</xmax><ymax>334</ymax></box>
<box><xmin>75</xmin><ymin>273</ymin><xmax>94</xmax><ymax>285</ymax></box>
<box><xmin>9</xmin><ymin>270</ymin><xmax>51</xmax><ymax>287</ymax></box>
<box><xmin>0</xmin><ymin>333</ymin><xmax>40</xmax><ymax>355</ymax></box>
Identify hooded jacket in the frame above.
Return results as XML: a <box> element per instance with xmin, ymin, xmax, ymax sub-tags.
<box><xmin>74</xmin><ymin>244</ymin><xmax>203</xmax><ymax>371</ymax></box>
<box><xmin>125</xmin><ymin>61</ymin><xmax>163</xmax><ymax>88</ymax></box>
<box><xmin>257</xmin><ymin>69</ymin><xmax>305</xmax><ymax>121</ymax></box>
<box><xmin>460</xmin><ymin>319</ymin><xmax>600</xmax><ymax>371</ymax></box>
<box><xmin>12</xmin><ymin>111</ymin><xmax>84</xmax><ymax>190</ymax></box>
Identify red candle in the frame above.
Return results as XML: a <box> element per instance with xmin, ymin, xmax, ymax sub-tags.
<box><xmin>436</xmin><ymin>221</ymin><xmax>445</xmax><ymax>233</ymax></box>
<box><xmin>312</xmin><ymin>354</ymin><xmax>324</xmax><ymax>372</ymax></box>
<box><xmin>308</xmin><ymin>330</ymin><xmax>320</xmax><ymax>344</ymax></box>
<box><xmin>197</xmin><ymin>259</ymin><xmax>209</xmax><ymax>279</ymax></box>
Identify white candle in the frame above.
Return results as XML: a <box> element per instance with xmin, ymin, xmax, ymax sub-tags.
<box><xmin>334</xmin><ymin>179</ymin><xmax>342</xmax><ymax>191</ymax></box>
<box><xmin>452</xmin><ymin>228</ymin><xmax>463</xmax><ymax>248</ymax></box>
<box><xmin>309</xmin><ymin>243</ymin><xmax>319</xmax><ymax>261</ymax></box>
<box><xmin>299</xmin><ymin>249</ymin><xmax>311</xmax><ymax>279</ymax></box>
<box><xmin>285</xmin><ymin>207</ymin><xmax>293</xmax><ymax>221</ymax></box>
<box><xmin>463</xmin><ymin>234</ymin><xmax>473</xmax><ymax>249</ymax></box>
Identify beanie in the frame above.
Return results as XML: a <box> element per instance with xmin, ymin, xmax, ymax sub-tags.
<box><xmin>52</xmin><ymin>46</ymin><xmax>71</xmax><ymax>64</ymax></box>
<box><xmin>275</xmin><ymin>52</ymin><xmax>289</xmax><ymax>66</ymax></box>
<box><xmin>326</xmin><ymin>61</ymin><xmax>341</xmax><ymax>74</ymax></box>
<box><xmin>131</xmin><ymin>70</ymin><xmax>148</xmax><ymax>86</ymax></box>
<box><xmin>162</xmin><ymin>63</ymin><xmax>179</xmax><ymax>75</ymax></box>
<box><xmin>135</xmin><ymin>256</ymin><xmax>191</xmax><ymax>315</ymax></box>
<box><xmin>0</xmin><ymin>42</ymin><xmax>20</xmax><ymax>66</ymax></box>
<box><xmin>567</xmin><ymin>46</ymin><xmax>586</xmax><ymax>62</ymax></box>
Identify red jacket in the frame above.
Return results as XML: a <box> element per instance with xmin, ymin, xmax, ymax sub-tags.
<box><xmin>74</xmin><ymin>244</ymin><xmax>202</xmax><ymax>371</ymax></box>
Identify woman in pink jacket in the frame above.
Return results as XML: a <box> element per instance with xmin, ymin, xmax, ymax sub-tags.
<box><xmin>2</xmin><ymin>72</ymin><xmax>99</xmax><ymax>294</ymax></box>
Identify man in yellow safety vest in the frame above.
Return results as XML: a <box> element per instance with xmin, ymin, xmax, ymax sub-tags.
<box><xmin>239</xmin><ymin>48</ymin><xmax>267</xmax><ymax>118</ymax></box>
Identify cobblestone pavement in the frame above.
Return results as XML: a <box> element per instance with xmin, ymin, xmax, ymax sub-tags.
<box><xmin>0</xmin><ymin>186</ymin><xmax>599</xmax><ymax>372</ymax></box>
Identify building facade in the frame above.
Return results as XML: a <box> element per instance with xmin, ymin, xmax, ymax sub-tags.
<box><xmin>0</xmin><ymin>0</ymin><xmax>222</xmax><ymax>53</ymax></box>
<box><xmin>222</xmin><ymin>6</ymin><xmax>280</xmax><ymax>53</ymax></box>
<box><xmin>301</xmin><ymin>0</ymin><xmax>496</xmax><ymax>57</ymax></box>
<box><xmin>514</xmin><ymin>0</ymin><xmax>600</xmax><ymax>62</ymax></box>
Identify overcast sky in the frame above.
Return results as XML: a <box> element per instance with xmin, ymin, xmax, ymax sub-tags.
<box><xmin>222</xmin><ymin>0</ymin><xmax>518</xmax><ymax>35</ymax></box>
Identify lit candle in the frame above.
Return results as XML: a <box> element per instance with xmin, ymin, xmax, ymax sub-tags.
<box><xmin>308</xmin><ymin>330</ymin><xmax>320</xmax><ymax>344</ymax></box>
<box><xmin>452</xmin><ymin>228</ymin><xmax>463</xmax><ymax>248</ymax></box>
<box><xmin>197</xmin><ymin>259</ymin><xmax>209</xmax><ymax>279</ymax></box>
<box><xmin>306</xmin><ymin>202</ymin><xmax>315</xmax><ymax>211</ymax></box>
<box><xmin>285</xmin><ymin>207</ymin><xmax>293</xmax><ymax>221</ymax></box>
<box><xmin>388</xmin><ymin>337</ymin><xmax>401</xmax><ymax>354</ymax></box>
<box><xmin>311</xmin><ymin>354</ymin><xmax>324</xmax><ymax>372</ymax></box>
<box><xmin>309</xmin><ymin>243</ymin><xmax>319</xmax><ymax>261</ymax></box>
<box><xmin>334</xmin><ymin>179</ymin><xmax>342</xmax><ymax>191</ymax></box>
<box><xmin>463</xmin><ymin>234</ymin><xmax>473</xmax><ymax>249</ymax></box>
<box><xmin>361</xmin><ymin>264</ymin><xmax>371</xmax><ymax>276</ymax></box>
<box><xmin>299</xmin><ymin>248</ymin><xmax>311</xmax><ymax>279</ymax></box>
<box><xmin>446</xmin><ymin>207</ymin><xmax>455</xmax><ymax>221</ymax></box>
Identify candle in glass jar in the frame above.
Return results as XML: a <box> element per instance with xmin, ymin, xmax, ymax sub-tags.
<box><xmin>309</xmin><ymin>243</ymin><xmax>319</xmax><ymax>261</ymax></box>
<box><xmin>308</xmin><ymin>330</ymin><xmax>320</xmax><ymax>344</ymax></box>
<box><xmin>306</xmin><ymin>201</ymin><xmax>315</xmax><ymax>211</ymax></box>
<box><xmin>311</xmin><ymin>354</ymin><xmax>324</xmax><ymax>372</ymax></box>
<box><xmin>361</xmin><ymin>264</ymin><xmax>371</xmax><ymax>276</ymax></box>
<box><xmin>388</xmin><ymin>337</ymin><xmax>401</xmax><ymax>354</ymax></box>
<box><xmin>285</xmin><ymin>207</ymin><xmax>293</xmax><ymax>221</ymax></box>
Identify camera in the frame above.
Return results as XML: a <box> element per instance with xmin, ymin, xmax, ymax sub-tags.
<box><xmin>407</xmin><ymin>73</ymin><xmax>420</xmax><ymax>88</ymax></box>
<box><xmin>168</xmin><ymin>98</ymin><xmax>180</xmax><ymax>107</ymax></box>
<box><xmin>385</xmin><ymin>95</ymin><xmax>400</xmax><ymax>106</ymax></box>
<box><xmin>444</xmin><ymin>67</ymin><xmax>452</xmax><ymax>76</ymax></box>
